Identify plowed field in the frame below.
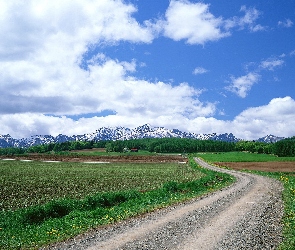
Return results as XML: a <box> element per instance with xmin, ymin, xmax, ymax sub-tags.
<box><xmin>214</xmin><ymin>161</ymin><xmax>295</xmax><ymax>172</ymax></box>
<box><xmin>0</xmin><ymin>154</ymin><xmax>187</xmax><ymax>163</ymax></box>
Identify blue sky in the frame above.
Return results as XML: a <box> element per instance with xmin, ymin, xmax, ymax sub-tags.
<box><xmin>0</xmin><ymin>0</ymin><xmax>294</xmax><ymax>140</ymax></box>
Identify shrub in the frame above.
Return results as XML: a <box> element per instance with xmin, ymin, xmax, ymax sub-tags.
<box><xmin>22</xmin><ymin>199</ymin><xmax>75</xmax><ymax>224</ymax></box>
<box><xmin>163</xmin><ymin>181</ymin><xmax>180</xmax><ymax>193</ymax></box>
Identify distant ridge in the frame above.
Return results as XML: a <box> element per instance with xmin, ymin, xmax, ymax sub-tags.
<box><xmin>256</xmin><ymin>134</ymin><xmax>285</xmax><ymax>143</ymax></box>
<box><xmin>0</xmin><ymin>124</ymin><xmax>285</xmax><ymax>148</ymax></box>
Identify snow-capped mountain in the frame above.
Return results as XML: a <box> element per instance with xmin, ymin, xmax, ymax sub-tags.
<box><xmin>0</xmin><ymin>124</ymin><xmax>285</xmax><ymax>148</ymax></box>
<box><xmin>256</xmin><ymin>134</ymin><xmax>285</xmax><ymax>143</ymax></box>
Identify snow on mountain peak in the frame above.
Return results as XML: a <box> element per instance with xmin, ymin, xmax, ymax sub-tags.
<box><xmin>0</xmin><ymin>125</ymin><xmax>285</xmax><ymax>148</ymax></box>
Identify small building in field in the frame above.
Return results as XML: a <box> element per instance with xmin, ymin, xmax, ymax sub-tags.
<box><xmin>130</xmin><ymin>148</ymin><xmax>138</xmax><ymax>152</ymax></box>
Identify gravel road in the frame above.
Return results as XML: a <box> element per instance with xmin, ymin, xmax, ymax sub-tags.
<box><xmin>44</xmin><ymin>157</ymin><xmax>284</xmax><ymax>250</ymax></box>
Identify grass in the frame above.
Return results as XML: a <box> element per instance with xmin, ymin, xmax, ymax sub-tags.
<box><xmin>0</xmin><ymin>158</ymin><xmax>234</xmax><ymax>249</ymax></box>
<box><xmin>196</xmin><ymin>152</ymin><xmax>295</xmax><ymax>250</ymax></box>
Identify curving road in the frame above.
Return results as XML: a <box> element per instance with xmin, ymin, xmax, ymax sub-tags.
<box><xmin>45</xmin><ymin>158</ymin><xmax>284</xmax><ymax>250</ymax></box>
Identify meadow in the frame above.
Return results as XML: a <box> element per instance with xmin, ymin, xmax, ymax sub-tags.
<box><xmin>0</xmin><ymin>157</ymin><xmax>233</xmax><ymax>249</ymax></box>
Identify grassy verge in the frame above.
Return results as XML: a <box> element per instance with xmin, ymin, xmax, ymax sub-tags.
<box><xmin>0</xmin><ymin>157</ymin><xmax>234</xmax><ymax>249</ymax></box>
<box><xmin>250</xmin><ymin>171</ymin><xmax>295</xmax><ymax>250</ymax></box>
<box><xmin>197</xmin><ymin>152</ymin><xmax>295</xmax><ymax>249</ymax></box>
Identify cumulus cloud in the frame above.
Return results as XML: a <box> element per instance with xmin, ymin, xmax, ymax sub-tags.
<box><xmin>161</xmin><ymin>1</ymin><xmax>265</xmax><ymax>45</ymax></box>
<box><xmin>232</xmin><ymin>96</ymin><xmax>295</xmax><ymax>139</ymax></box>
<box><xmin>0</xmin><ymin>1</ymin><xmax>293</xmax><ymax>141</ymax></box>
<box><xmin>0</xmin><ymin>1</ymin><xmax>219</xmax><ymax>138</ymax></box>
<box><xmin>0</xmin><ymin>0</ymin><xmax>156</xmax><ymax>110</ymax></box>
<box><xmin>0</xmin><ymin>0</ymin><xmax>218</xmax><ymax>137</ymax></box>
<box><xmin>226</xmin><ymin>73</ymin><xmax>260</xmax><ymax>98</ymax></box>
<box><xmin>162</xmin><ymin>0</ymin><xmax>230</xmax><ymax>44</ymax></box>
<box><xmin>0</xmin><ymin>1</ymin><xmax>156</xmax><ymax>62</ymax></box>
<box><xmin>185</xmin><ymin>96</ymin><xmax>295</xmax><ymax>139</ymax></box>
<box><xmin>1</xmin><ymin>97</ymin><xmax>294</xmax><ymax>140</ymax></box>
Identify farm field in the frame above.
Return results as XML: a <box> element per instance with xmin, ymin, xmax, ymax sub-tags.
<box><xmin>0</xmin><ymin>155</ymin><xmax>233</xmax><ymax>249</ymax></box>
<box><xmin>197</xmin><ymin>151</ymin><xmax>295</xmax><ymax>162</ymax></box>
<box><xmin>214</xmin><ymin>161</ymin><xmax>295</xmax><ymax>172</ymax></box>
<box><xmin>70</xmin><ymin>148</ymin><xmax>157</xmax><ymax>156</ymax></box>
<box><xmin>0</xmin><ymin>159</ymin><xmax>198</xmax><ymax>211</ymax></box>
<box><xmin>197</xmin><ymin>151</ymin><xmax>295</xmax><ymax>172</ymax></box>
<box><xmin>0</xmin><ymin>151</ymin><xmax>185</xmax><ymax>163</ymax></box>
<box><xmin>2</xmin><ymin>150</ymin><xmax>294</xmax><ymax>249</ymax></box>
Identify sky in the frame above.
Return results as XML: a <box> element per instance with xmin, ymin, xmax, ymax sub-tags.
<box><xmin>0</xmin><ymin>0</ymin><xmax>295</xmax><ymax>140</ymax></box>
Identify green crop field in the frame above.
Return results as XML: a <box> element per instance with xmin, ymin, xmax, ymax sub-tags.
<box><xmin>0</xmin><ymin>158</ymin><xmax>233</xmax><ymax>249</ymax></box>
<box><xmin>0</xmin><ymin>160</ymin><xmax>202</xmax><ymax>211</ymax></box>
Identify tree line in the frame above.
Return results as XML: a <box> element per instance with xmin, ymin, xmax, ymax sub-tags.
<box><xmin>105</xmin><ymin>137</ymin><xmax>295</xmax><ymax>157</ymax></box>
<box><xmin>0</xmin><ymin>137</ymin><xmax>294</xmax><ymax>157</ymax></box>
<box><xmin>105</xmin><ymin>138</ymin><xmax>235</xmax><ymax>153</ymax></box>
<box><xmin>0</xmin><ymin>140</ymin><xmax>109</xmax><ymax>156</ymax></box>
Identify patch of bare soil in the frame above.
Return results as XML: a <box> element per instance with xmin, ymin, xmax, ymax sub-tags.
<box><xmin>215</xmin><ymin>161</ymin><xmax>295</xmax><ymax>172</ymax></box>
<box><xmin>70</xmin><ymin>148</ymin><xmax>106</xmax><ymax>153</ymax></box>
<box><xmin>1</xmin><ymin>154</ymin><xmax>187</xmax><ymax>163</ymax></box>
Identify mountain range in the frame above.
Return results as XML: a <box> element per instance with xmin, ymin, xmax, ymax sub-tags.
<box><xmin>0</xmin><ymin>124</ymin><xmax>285</xmax><ymax>148</ymax></box>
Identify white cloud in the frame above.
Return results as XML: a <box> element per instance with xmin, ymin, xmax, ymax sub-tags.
<box><xmin>186</xmin><ymin>96</ymin><xmax>295</xmax><ymax>139</ymax></box>
<box><xmin>0</xmin><ymin>1</ymin><xmax>155</xmax><ymax>61</ymax></box>
<box><xmin>0</xmin><ymin>54</ymin><xmax>214</xmax><ymax>117</ymax></box>
<box><xmin>278</xmin><ymin>19</ymin><xmax>293</xmax><ymax>28</ymax></box>
<box><xmin>0</xmin><ymin>0</ymin><xmax>157</xmax><ymax>109</ymax></box>
<box><xmin>224</xmin><ymin>6</ymin><xmax>265</xmax><ymax>32</ymax></box>
<box><xmin>0</xmin><ymin>1</ymin><xmax>294</xmax><ymax>142</ymax></box>
<box><xmin>1</xmin><ymin>97</ymin><xmax>294</xmax><ymax>141</ymax></box>
<box><xmin>0</xmin><ymin>0</ymin><xmax>219</xmax><ymax>139</ymax></box>
<box><xmin>226</xmin><ymin>72</ymin><xmax>260</xmax><ymax>98</ymax></box>
<box><xmin>161</xmin><ymin>1</ymin><xmax>265</xmax><ymax>45</ymax></box>
<box><xmin>162</xmin><ymin>0</ymin><xmax>230</xmax><ymax>45</ymax></box>
<box><xmin>193</xmin><ymin>67</ymin><xmax>208</xmax><ymax>75</ymax></box>
<box><xmin>225</xmin><ymin>55</ymin><xmax>285</xmax><ymax>98</ymax></box>
<box><xmin>260</xmin><ymin>58</ymin><xmax>284</xmax><ymax>71</ymax></box>
<box><xmin>238</xmin><ymin>6</ymin><xmax>263</xmax><ymax>30</ymax></box>
<box><xmin>232</xmin><ymin>96</ymin><xmax>295</xmax><ymax>139</ymax></box>
<box><xmin>250</xmin><ymin>24</ymin><xmax>266</xmax><ymax>32</ymax></box>
<box><xmin>0</xmin><ymin>0</ymin><xmax>157</xmax><ymax>115</ymax></box>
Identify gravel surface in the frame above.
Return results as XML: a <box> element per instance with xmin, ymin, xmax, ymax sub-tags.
<box><xmin>42</xmin><ymin>158</ymin><xmax>284</xmax><ymax>250</ymax></box>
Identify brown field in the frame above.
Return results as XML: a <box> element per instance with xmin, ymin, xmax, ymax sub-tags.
<box><xmin>214</xmin><ymin>162</ymin><xmax>295</xmax><ymax>172</ymax></box>
<box><xmin>70</xmin><ymin>148</ymin><xmax>106</xmax><ymax>153</ymax></box>
<box><xmin>0</xmin><ymin>154</ymin><xmax>187</xmax><ymax>163</ymax></box>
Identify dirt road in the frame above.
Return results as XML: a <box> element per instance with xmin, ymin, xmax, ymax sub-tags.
<box><xmin>45</xmin><ymin>158</ymin><xmax>283</xmax><ymax>250</ymax></box>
